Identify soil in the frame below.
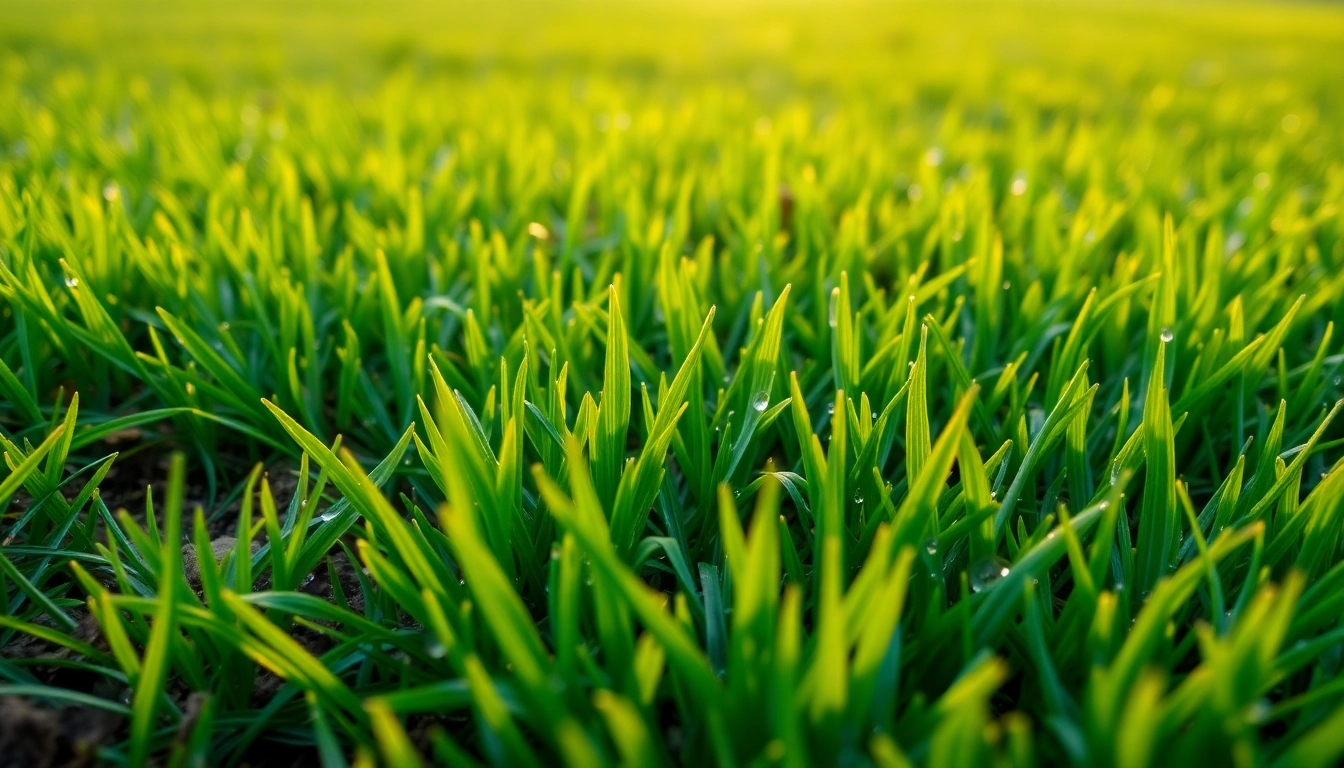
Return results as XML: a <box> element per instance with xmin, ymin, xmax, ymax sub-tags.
<box><xmin>0</xmin><ymin>695</ymin><xmax>122</xmax><ymax>768</ymax></box>
<box><xmin>91</xmin><ymin>442</ymin><xmax>299</xmax><ymax>541</ymax></box>
<box><xmin>1</xmin><ymin>441</ymin><xmax>355</xmax><ymax>767</ymax></box>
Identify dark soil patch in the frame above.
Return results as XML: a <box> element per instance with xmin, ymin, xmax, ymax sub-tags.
<box><xmin>0</xmin><ymin>695</ymin><xmax>121</xmax><ymax>768</ymax></box>
<box><xmin>92</xmin><ymin>442</ymin><xmax>299</xmax><ymax>541</ymax></box>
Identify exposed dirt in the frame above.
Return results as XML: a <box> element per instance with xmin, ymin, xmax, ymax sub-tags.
<box><xmin>92</xmin><ymin>442</ymin><xmax>299</xmax><ymax>541</ymax></box>
<box><xmin>0</xmin><ymin>695</ymin><xmax>121</xmax><ymax>768</ymax></box>
<box><xmin>1</xmin><ymin>428</ymin><xmax>390</xmax><ymax>767</ymax></box>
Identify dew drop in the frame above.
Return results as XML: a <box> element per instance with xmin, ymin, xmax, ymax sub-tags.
<box><xmin>733</xmin><ymin>488</ymin><xmax>741</xmax><ymax>498</ymax></box>
<box><xmin>751</xmin><ymin>391</ymin><xmax>769</xmax><ymax>412</ymax></box>
<box><xmin>827</xmin><ymin>288</ymin><xmax>840</xmax><ymax>328</ymax></box>
<box><xmin>1010</xmin><ymin>174</ymin><xmax>1027</xmax><ymax>196</ymax></box>
<box><xmin>425</xmin><ymin>637</ymin><xmax>447</xmax><ymax>659</ymax></box>
<box><xmin>970</xmin><ymin>558</ymin><xmax>1012</xmax><ymax>593</ymax></box>
<box><xmin>924</xmin><ymin>537</ymin><xmax>939</xmax><ymax>556</ymax></box>
<box><xmin>1098</xmin><ymin>500</ymin><xmax>1110</xmax><ymax>510</ymax></box>
<box><xmin>826</xmin><ymin>402</ymin><xmax>835</xmax><ymax>415</ymax></box>
<box><xmin>852</xmin><ymin>491</ymin><xmax>865</xmax><ymax>505</ymax></box>
<box><xmin>64</xmin><ymin>276</ymin><xmax>79</xmax><ymax>288</ymax></box>
<box><xmin>1160</xmin><ymin>327</ymin><xmax>1174</xmax><ymax>343</ymax></box>
<box><xmin>1002</xmin><ymin>280</ymin><xmax>1012</xmax><ymax>290</ymax></box>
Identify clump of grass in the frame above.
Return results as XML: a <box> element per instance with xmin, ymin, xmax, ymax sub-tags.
<box><xmin>3</xmin><ymin>1</ymin><xmax>1344</xmax><ymax>765</ymax></box>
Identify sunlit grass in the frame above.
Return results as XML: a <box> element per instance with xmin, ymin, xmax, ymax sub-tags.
<box><xmin>2</xmin><ymin>1</ymin><xmax>1344</xmax><ymax>765</ymax></box>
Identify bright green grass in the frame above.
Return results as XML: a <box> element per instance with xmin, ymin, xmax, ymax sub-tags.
<box><xmin>3</xmin><ymin>1</ymin><xmax>1344</xmax><ymax>765</ymax></box>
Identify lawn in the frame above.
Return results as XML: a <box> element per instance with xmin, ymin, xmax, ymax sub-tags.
<box><xmin>3</xmin><ymin>1</ymin><xmax>1344</xmax><ymax>765</ymax></box>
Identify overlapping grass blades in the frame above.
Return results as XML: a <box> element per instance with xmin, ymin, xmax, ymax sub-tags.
<box><xmin>3</xmin><ymin>1</ymin><xmax>1344</xmax><ymax>765</ymax></box>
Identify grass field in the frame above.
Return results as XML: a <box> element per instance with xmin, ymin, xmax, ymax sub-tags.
<box><xmin>3</xmin><ymin>1</ymin><xmax>1344</xmax><ymax>765</ymax></box>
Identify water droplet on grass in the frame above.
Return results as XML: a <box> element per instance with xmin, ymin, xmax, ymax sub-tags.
<box><xmin>751</xmin><ymin>391</ymin><xmax>769</xmax><ymax>411</ymax></box>
<box><xmin>426</xmin><ymin>637</ymin><xmax>446</xmax><ymax>659</ymax></box>
<box><xmin>64</xmin><ymin>276</ymin><xmax>78</xmax><ymax>288</ymax></box>
<box><xmin>970</xmin><ymin>558</ymin><xmax>1011</xmax><ymax>592</ymax></box>
<box><xmin>1160</xmin><ymin>327</ymin><xmax>1174</xmax><ymax>343</ymax></box>
<box><xmin>924</xmin><ymin>537</ymin><xmax>938</xmax><ymax>555</ymax></box>
<box><xmin>853</xmin><ymin>491</ymin><xmax>865</xmax><ymax>504</ymax></box>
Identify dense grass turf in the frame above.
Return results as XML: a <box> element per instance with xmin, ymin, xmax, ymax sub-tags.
<box><xmin>3</xmin><ymin>1</ymin><xmax>1344</xmax><ymax>765</ymax></box>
